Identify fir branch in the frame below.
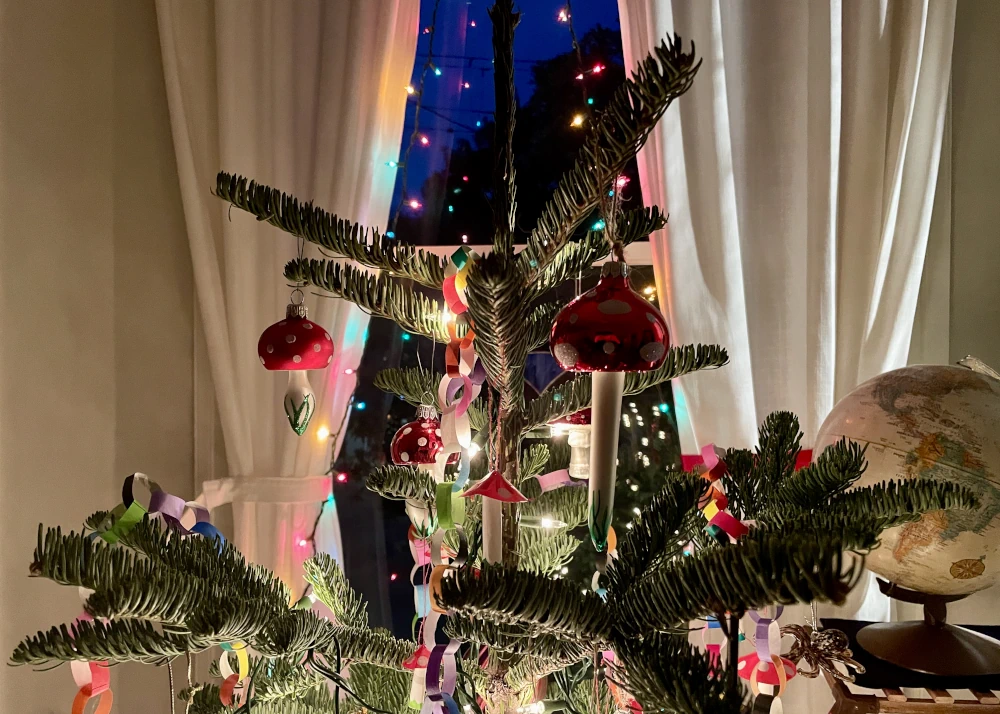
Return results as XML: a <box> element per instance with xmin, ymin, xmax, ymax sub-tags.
<box><xmin>520</xmin><ymin>481</ymin><xmax>588</xmax><ymax>531</ymax></box>
<box><xmin>530</xmin><ymin>208</ymin><xmax>667</xmax><ymax>296</ymax></box>
<box><xmin>304</xmin><ymin>554</ymin><xmax>369</xmax><ymax>628</ymax></box>
<box><xmin>525</xmin><ymin>344</ymin><xmax>729</xmax><ymax>430</ymax></box>
<box><xmin>215</xmin><ymin>172</ymin><xmax>446</xmax><ymax>288</ymax></box>
<box><xmin>608</xmin><ymin>476</ymin><xmax>706</xmax><ymax>592</ymax></box>
<box><xmin>322</xmin><ymin>626</ymin><xmax>413</xmax><ymax>671</ymax></box>
<box><xmin>374</xmin><ymin>367</ymin><xmax>487</xmax><ymax>432</ymax></box>
<box><xmin>527</xmin><ymin>301</ymin><xmax>563</xmax><ymax>352</ymax></box>
<box><xmin>342</xmin><ymin>663</ymin><xmax>411</xmax><ymax>714</ymax></box>
<box><xmin>365</xmin><ymin>464</ymin><xmax>436</xmax><ymax>503</ymax></box>
<box><xmin>12</xmin><ymin>618</ymin><xmax>212</xmax><ymax>665</ymax></box>
<box><xmin>611</xmin><ymin>530</ymin><xmax>865</xmax><ymax>636</ymax></box>
<box><xmin>254</xmin><ymin>610</ymin><xmax>334</xmax><ymax>656</ymax></box>
<box><xmin>520</xmin><ymin>37</ymin><xmax>699</xmax><ymax>276</ymax></box>
<box><xmin>517</xmin><ymin>528</ymin><xmax>580</xmax><ymax>576</ymax></box>
<box><xmin>285</xmin><ymin>258</ymin><xmax>450</xmax><ymax>342</ymax></box>
<box><xmin>436</xmin><ymin>564</ymin><xmax>613</xmax><ymax>643</ymax></box>
<box><xmin>444</xmin><ymin>617</ymin><xmax>588</xmax><ymax>664</ymax></box>
<box><xmin>770</xmin><ymin>438</ymin><xmax>867</xmax><ymax>512</ymax></box>
<box><xmin>519</xmin><ymin>444</ymin><xmax>551</xmax><ymax>480</ymax></box>
<box><xmin>488</xmin><ymin>0</ymin><xmax>520</xmax><ymax>255</ymax></box>
<box><xmin>766</xmin><ymin>480</ymin><xmax>980</xmax><ymax>537</ymax></box>
<box><xmin>617</xmin><ymin>634</ymin><xmax>748</xmax><ymax>714</ymax></box>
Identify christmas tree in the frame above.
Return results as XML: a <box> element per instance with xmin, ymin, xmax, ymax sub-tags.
<box><xmin>11</xmin><ymin>3</ymin><xmax>977</xmax><ymax>713</ymax></box>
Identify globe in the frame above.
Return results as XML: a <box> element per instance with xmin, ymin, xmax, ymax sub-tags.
<box><xmin>814</xmin><ymin>362</ymin><xmax>1000</xmax><ymax>596</ymax></box>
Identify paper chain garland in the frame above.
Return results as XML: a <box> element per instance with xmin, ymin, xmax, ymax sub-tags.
<box><xmin>76</xmin><ymin>474</ymin><xmax>229</xmax><ymax>712</ymax></box>
<box><xmin>697</xmin><ymin>444</ymin><xmax>749</xmax><ymax>544</ymax></box>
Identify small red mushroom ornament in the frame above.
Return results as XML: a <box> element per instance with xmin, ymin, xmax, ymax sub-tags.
<box><xmin>549</xmin><ymin>261</ymin><xmax>669</xmax><ymax>552</ymax></box>
<box><xmin>258</xmin><ymin>301</ymin><xmax>334</xmax><ymax>435</ymax></box>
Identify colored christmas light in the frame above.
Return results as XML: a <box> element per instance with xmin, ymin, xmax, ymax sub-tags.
<box><xmin>316</xmin><ymin>425</ymin><xmax>330</xmax><ymax>441</ymax></box>
<box><xmin>570</xmin><ymin>114</ymin><xmax>584</xmax><ymax>127</ymax></box>
<box><xmin>408</xmin><ymin>199</ymin><xmax>422</xmax><ymax>210</ymax></box>
<box><xmin>405</xmin><ymin>84</ymin><xmax>415</xmax><ymax>95</ymax></box>
<box><xmin>419</xmin><ymin>135</ymin><xmax>430</xmax><ymax>146</ymax></box>
<box><xmin>355</xmin><ymin>401</ymin><xmax>366</xmax><ymax>410</ymax></box>
<box><xmin>557</xmin><ymin>9</ymin><xmax>569</xmax><ymax>22</ymax></box>
<box><xmin>336</xmin><ymin>472</ymin><xmax>348</xmax><ymax>483</ymax></box>
<box><xmin>386</xmin><ymin>231</ymin><xmax>396</xmax><ymax>239</ymax></box>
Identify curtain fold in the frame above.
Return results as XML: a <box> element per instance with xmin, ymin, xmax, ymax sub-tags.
<box><xmin>156</xmin><ymin>0</ymin><xmax>418</xmax><ymax>599</ymax></box>
<box><xmin>620</xmin><ymin>0</ymin><xmax>954</xmax><ymax>451</ymax></box>
<box><xmin>619</xmin><ymin>1</ymin><xmax>955</xmax><ymax>710</ymax></box>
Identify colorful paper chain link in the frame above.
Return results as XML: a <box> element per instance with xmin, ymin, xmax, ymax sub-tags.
<box><xmin>438</xmin><ymin>249</ymin><xmax>486</xmax><ymax>460</ymax></box>
<box><xmin>697</xmin><ymin>445</ymin><xmax>749</xmax><ymax>543</ymax></box>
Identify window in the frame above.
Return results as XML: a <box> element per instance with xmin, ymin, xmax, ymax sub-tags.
<box><xmin>334</xmin><ymin>0</ymin><xmax>673</xmax><ymax>637</ymax></box>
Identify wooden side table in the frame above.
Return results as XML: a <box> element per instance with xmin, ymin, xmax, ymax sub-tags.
<box><xmin>824</xmin><ymin>669</ymin><xmax>1000</xmax><ymax>713</ymax></box>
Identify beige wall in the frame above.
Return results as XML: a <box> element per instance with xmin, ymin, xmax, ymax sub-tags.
<box><xmin>943</xmin><ymin>0</ymin><xmax>1000</xmax><ymax>624</ymax></box>
<box><xmin>0</xmin><ymin>1</ymin><xmax>194</xmax><ymax>711</ymax></box>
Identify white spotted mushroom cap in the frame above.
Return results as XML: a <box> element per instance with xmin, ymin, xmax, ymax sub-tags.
<box><xmin>549</xmin><ymin>261</ymin><xmax>670</xmax><ymax>372</ymax></box>
<box><xmin>257</xmin><ymin>304</ymin><xmax>334</xmax><ymax>371</ymax></box>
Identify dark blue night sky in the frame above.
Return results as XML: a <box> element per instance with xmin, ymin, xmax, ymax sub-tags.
<box><xmin>395</xmin><ymin>0</ymin><xmax>621</xmax><ymax>203</ymax></box>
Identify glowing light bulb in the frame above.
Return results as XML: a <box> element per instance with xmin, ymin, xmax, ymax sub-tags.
<box><xmin>344</xmin><ymin>368</ymin><xmax>354</xmax><ymax>375</ymax></box>
<box><xmin>560</xmin><ymin>566</ymin><xmax>569</xmax><ymax>575</ymax></box>
<box><xmin>592</xmin><ymin>64</ymin><xmax>604</xmax><ymax>73</ymax></box>
<box><xmin>540</xmin><ymin>517</ymin><xmax>554</xmax><ymax>529</ymax></box>
<box><xmin>643</xmin><ymin>286</ymin><xmax>655</xmax><ymax>295</ymax></box>
<box><xmin>592</xmin><ymin>219</ymin><xmax>606</xmax><ymax>230</ymax></box>
<box><xmin>570</xmin><ymin>114</ymin><xmax>584</xmax><ymax>127</ymax></box>
<box><xmin>386</xmin><ymin>231</ymin><xmax>396</xmax><ymax>239</ymax></box>
<box><xmin>336</xmin><ymin>472</ymin><xmax>348</xmax><ymax>483</ymax></box>
<box><xmin>587</xmin><ymin>97</ymin><xmax>594</xmax><ymax>105</ymax></box>
<box><xmin>386</xmin><ymin>160</ymin><xmax>399</xmax><ymax>168</ymax></box>
<box><xmin>447</xmin><ymin>205</ymin><xmax>454</xmax><ymax>213</ymax></box>
<box><xmin>298</xmin><ymin>538</ymin><xmax>308</xmax><ymax>547</ymax></box>
<box><xmin>476</xmin><ymin>120</ymin><xmax>482</xmax><ymax>127</ymax></box>
<box><xmin>419</xmin><ymin>135</ymin><xmax>430</xmax><ymax>146</ymax></box>
<box><xmin>469</xmin><ymin>19</ymin><xmax>476</xmax><ymax>27</ymax></box>
<box><xmin>575</xmin><ymin>73</ymin><xmax>584</xmax><ymax>81</ymax></box>
<box><xmin>557</xmin><ymin>9</ymin><xmax>569</xmax><ymax>22</ymax></box>
<box><xmin>468</xmin><ymin>442</ymin><xmax>482</xmax><ymax>456</ymax></box>
<box><xmin>408</xmin><ymin>199</ymin><xmax>422</xmax><ymax>210</ymax></box>
<box><xmin>405</xmin><ymin>84</ymin><xmax>415</xmax><ymax>95</ymax></box>
<box><xmin>316</xmin><ymin>425</ymin><xmax>330</xmax><ymax>441</ymax></box>
<box><xmin>616</xmin><ymin>175</ymin><xmax>630</xmax><ymax>188</ymax></box>
<box><xmin>633</xmin><ymin>507</ymin><xmax>642</xmax><ymax>516</ymax></box>
<box><xmin>390</xmin><ymin>572</ymin><xmax>398</xmax><ymax>581</ymax></box>
<box><xmin>461</xmin><ymin>234</ymin><xmax>469</xmax><ymax>244</ymax></box>
<box><xmin>630</xmin><ymin>484</ymin><xmax>639</xmax><ymax>492</ymax></box>
<box><xmin>462</xmin><ymin>81</ymin><xmax>470</xmax><ymax>89</ymax></box>
<box><xmin>355</xmin><ymin>401</ymin><xmax>366</xmax><ymax>410</ymax></box>
<box><xmin>462</xmin><ymin>175</ymin><xmax>469</xmax><ymax>182</ymax></box>
<box><xmin>434</xmin><ymin>67</ymin><xmax>442</xmax><ymax>76</ymax></box>
<box><xmin>401</xmin><ymin>333</ymin><xmax>411</xmax><ymax>341</ymax></box>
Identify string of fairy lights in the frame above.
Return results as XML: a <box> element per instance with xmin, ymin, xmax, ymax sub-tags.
<box><xmin>385</xmin><ymin>5</ymin><xmax>608</xmax><ymax>245</ymax></box>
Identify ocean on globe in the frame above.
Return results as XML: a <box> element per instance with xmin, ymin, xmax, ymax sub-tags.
<box><xmin>814</xmin><ymin>363</ymin><xmax>1000</xmax><ymax>596</ymax></box>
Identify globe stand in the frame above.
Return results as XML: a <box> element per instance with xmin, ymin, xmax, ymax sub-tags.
<box><xmin>855</xmin><ymin>579</ymin><xmax>1000</xmax><ymax>677</ymax></box>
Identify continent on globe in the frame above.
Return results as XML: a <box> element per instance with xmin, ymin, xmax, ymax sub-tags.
<box><xmin>814</xmin><ymin>362</ymin><xmax>1000</xmax><ymax>596</ymax></box>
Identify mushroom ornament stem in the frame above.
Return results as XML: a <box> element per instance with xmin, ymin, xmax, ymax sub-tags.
<box><xmin>284</xmin><ymin>371</ymin><xmax>316</xmax><ymax>436</ymax></box>
<box><xmin>549</xmin><ymin>261</ymin><xmax>670</xmax><ymax>552</ymax></box>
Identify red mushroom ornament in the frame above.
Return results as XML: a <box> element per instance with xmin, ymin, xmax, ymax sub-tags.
<box><xmin>392</xmin><ymin>405</ymin><xmax>459</xmax><ymax>535</ymax></box>
<box><xmin>258</xmin><ymin>301</ymin><xmax>334</xmax><ymax>435</ymax></box>
<box><xmin>549</xmin><ymin>261</ymin><xmax>669</xmax><ymax>552</ymax></box>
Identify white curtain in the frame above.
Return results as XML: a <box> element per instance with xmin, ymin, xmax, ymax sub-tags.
<box><xmin>157</xmin><ymin>0</ymin><xmax>419</xmax><ymax>599</ymax></box>
<box><xmin>620</xmin><ymin>1</ymin><xmax>955</xmax><ymax>710</ymax></box>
